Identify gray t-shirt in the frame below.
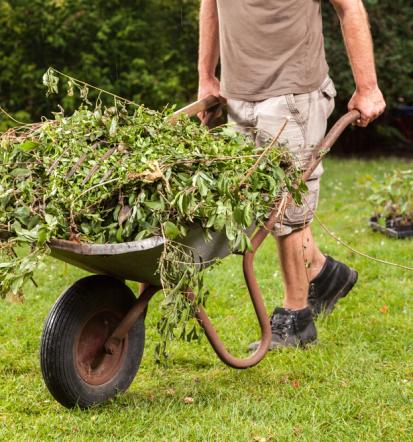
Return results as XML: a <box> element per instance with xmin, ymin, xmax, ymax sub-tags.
<box><xmin>216</xmin><ymin>0</ymin><xmax>329</xmax><ymax>100</ymax></box>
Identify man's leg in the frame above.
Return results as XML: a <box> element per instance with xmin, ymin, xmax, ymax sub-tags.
<box><xmin>254</xmin><ymin>88</ymin><xmax>327</xmax><ymax>308</ymax></box>
<box><xmin>276</xmin><ymin>225</ymin><xmax>326</xmax><ymax>310</ymax></box>
<box><xmin>269</xmin><ymin>80</ymin><xmax>357</xmax><ymax>319</ymax></box>
<box><xmin>245</xmin><ymin>90</ymin><xmax>325</xmax><ymax>351</ymax></box>
<box><xmin>249</xmin><ymin>78</ymin><xmax>357</xmax><ymax>351</ymax></box>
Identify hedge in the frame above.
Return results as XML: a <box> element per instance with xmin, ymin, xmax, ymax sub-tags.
<box><xmin>1</xmin><ymin>0</ymin><xmax>412</xmax><ymax>140</ymax></box>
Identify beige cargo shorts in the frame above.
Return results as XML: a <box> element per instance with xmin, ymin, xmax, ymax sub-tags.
<box><xmin>226</xmin><ymin>76</ymin><xmax>337</xmax><ymax>236</ymax></box>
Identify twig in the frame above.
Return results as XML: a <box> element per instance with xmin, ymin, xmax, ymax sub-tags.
<box><xmin>164</xmin><ymin>154</ymin><xmax>262</xmax><ymax>166</ymax></box>
<box><xmin>71</xmin><ymin>177</ymin><xmax>120</xmax><ymax>205</ymax></box>
<box><xmin>239</xmin><ymin>117</ymin><xmax>290</xmax><ymax>186</ymax></box>
<box><xmin>0</xmin><ymin>107</ymin><xmax>27</xmax><ymax>125</ymax></box>
<box><xmin>302</xmin><ymin>201</ymin><xmax>413</xmax><ymax>272</ymax></box>
<box><xmin>50</xmin><ymin>68</ymin><xmax>140</xmax><ymax>108</ymax></box>
<box><xmin>10</xmin><ymin>248</ymin><xmax>38</xmax><ymax>288</ymax></box>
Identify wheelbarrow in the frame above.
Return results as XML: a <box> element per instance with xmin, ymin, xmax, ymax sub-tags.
<box><xmin>40</xmin><ymin>96</ymin><xmax>360</xmax><ymax>408</ymax></box>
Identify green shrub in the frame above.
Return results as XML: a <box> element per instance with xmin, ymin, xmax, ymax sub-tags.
<box><xmin>365</xmin><ymin>170</ymin><xmax>413</xmax><ymax>225</ymax></box>
<box><xmin>1</xmin><ymin>0</ymin><xmax>412</xmax><ymax>133</ymax></box>
<box><xmin>323</xmin><ymin>0</ymin><xmax>413</xmax><ymax>113</ymax></box>
<box><xmin>0</xmin><ymin>0</ymin><xmax>199</xmax><ymax>121</ymax></box>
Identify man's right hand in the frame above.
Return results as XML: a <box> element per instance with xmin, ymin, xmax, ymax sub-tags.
<box><xmin>197</xmin><ymin>75</ymin><xmax>222</xmax><ymax>123</ymax></box>
<box><xmin>348</xmin><ymin>86</ymin><xmax>386</xmax><ymax>127</ymax></box>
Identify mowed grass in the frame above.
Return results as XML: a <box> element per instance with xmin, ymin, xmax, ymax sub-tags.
<box><xmin>0</xmin><ymin>158</ymin><xmax>412</xmax><ymax>441</ymax></box>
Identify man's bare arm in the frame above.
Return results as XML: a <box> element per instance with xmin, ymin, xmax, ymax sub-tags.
<box><xmin>330</xmin><ymin>0</ymin><xmax>386</xmax><ymax>127</ymax></box>
<box><xmin>198</xmin><ymin>0</ymin><xmax>221</xmax><ymax>121</ymax></box>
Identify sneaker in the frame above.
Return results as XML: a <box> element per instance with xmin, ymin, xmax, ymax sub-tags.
<box><xmin>308</xmin><ymin>256</ymin><xmax>358</xmax><ymax>317</ymax></box>
<box><xmin>248</xmin><ymin>307</ymin><xmax>317</xmax><ymax>352</ymax></box>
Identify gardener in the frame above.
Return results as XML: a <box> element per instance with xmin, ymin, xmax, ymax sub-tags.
<box><xmin>198</xmin><ymin>0</ymin><xmax>386</xmax><ymax>349</ymax></box>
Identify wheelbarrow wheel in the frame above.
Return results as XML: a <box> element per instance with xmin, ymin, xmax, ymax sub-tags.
<box><xmin>40</xmin><ymin>275</ymin><xmax>145</xmax><ymax>409</ymax></box>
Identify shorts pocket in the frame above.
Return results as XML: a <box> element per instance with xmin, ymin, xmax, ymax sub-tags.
<box><xmin>320</xmin><ymin>77</ymin><xmax>337</xmax><ymax>100</ymax></box>
<box><xmin>283</xmin><ymin>177</ymin><xmax>320</xmax><ymax>225</ymax></box>
<box><xmin>285</xmin><ymin>93</ymin><xmax>310</xmax><ymax>142</ymax></box>
<box><xmin>319</xmin><ymin>77</ymin><xmax>337</xmax><ymax>117</ymax></box>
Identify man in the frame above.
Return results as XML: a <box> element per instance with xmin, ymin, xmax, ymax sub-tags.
<box><xmin>197</xmin><ymin>0</ymin><xmax>386</xmax><ymax>350</ymax></box>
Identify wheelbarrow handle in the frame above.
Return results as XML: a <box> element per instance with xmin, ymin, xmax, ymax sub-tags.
<box><xmin>172</xmin><ymin>95</ymin><xmax>221</xmax><ymax>119</ymax></box>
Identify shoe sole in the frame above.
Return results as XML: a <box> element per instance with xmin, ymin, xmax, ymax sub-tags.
<box><xmin>248</xmin><ymin>338</ymin><xmax>318</xmax><ymax>353</ymax></box>
<box><xmin>322</xmin><ymin>268</ymin><xmax>358</xmax><ymax>316</ymax></box>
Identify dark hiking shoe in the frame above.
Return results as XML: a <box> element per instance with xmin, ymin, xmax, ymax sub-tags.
<box><xmin>248</xmin><ymin>307</ymin><xmax>317</xmax><ymax>352</ymax></box>
<box><xmin>308</xmin><ymin>256</ymin><xmax>358</xmax><ymax>317</ymax></box>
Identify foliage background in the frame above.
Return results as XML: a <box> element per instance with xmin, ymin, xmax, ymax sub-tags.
<box><xmin>0</xmin><ymin>0</ymin><xmax>412</xmax><ymax>144</ymax></box>
<box><xmin>0</xmin><ymin>0</ymin><xmax>200</xmax><ymax>123</ymax></box>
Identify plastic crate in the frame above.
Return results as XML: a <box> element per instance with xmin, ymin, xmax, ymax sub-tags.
<box><xmin>369</xmin><ymin>216</ymin><xmax>413</xmax><ymax>239</ymax></box>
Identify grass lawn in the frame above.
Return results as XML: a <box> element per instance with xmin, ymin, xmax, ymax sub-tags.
<box><xmin>0</xmin><ymin>158</ymin><xmax>412</xmax><ymax>441</ymax></box>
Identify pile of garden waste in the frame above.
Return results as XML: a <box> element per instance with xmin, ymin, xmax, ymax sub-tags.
<box><xmin>0</xmin><ymin>69</ymin><xmax>304</xmax><ymax>360</ymax></box>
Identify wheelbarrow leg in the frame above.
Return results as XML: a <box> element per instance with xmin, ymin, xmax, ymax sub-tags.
<box><xmin>187</xmin><ymin>221</ymin><xmax>275</xmax><ymax>369</ymax></box>
<box><xmin>105</xmin><ymin>285</ymin><xmax>159</xmax><ymax>354</ymax></box>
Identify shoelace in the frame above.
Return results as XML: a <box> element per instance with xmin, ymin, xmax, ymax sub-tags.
<box><xmin>270</xmin><ymin>313</ymin><xmax>296</xmax><ymax>339</ymax></box>
<box><xmin>307</xmin><ymin>282</ymin><xmax>317</xmax><ymax>301</ymax></box>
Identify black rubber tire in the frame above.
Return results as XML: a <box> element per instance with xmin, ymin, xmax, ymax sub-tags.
<box><xmin>40</xmin><ymin>275</ymin><xmax>145</xmax><ymax>409</ymax></box>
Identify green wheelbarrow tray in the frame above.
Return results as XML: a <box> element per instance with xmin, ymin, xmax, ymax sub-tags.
<box><xmin>36</xmin><ymin>97</ymin><xmax>360</xmax><ymax>409</ymax></box>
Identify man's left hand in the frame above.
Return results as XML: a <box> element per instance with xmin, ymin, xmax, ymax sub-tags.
<box><xmin>348</xmin><ymin>86</ymin><xmax>386</xmax><ymax>127</ymax></box>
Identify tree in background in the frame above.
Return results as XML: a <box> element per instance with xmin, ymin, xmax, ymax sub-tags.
<box><xmin>1</xmin><ymin>0</ymin><xmax>412</xmax><ymax>145</ymax></box>
<box><xmin>0</xmin><ymin>0</ymin><xmax>199</xmax><ymax>122</ymax></box>
<box><xmin>323</xmin><ymin>0</ymin><xmax>413</xmax><ymax>149</ymax></box>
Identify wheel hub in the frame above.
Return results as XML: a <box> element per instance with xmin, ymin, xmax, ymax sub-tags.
<box><xmin>75</xmin><ymin>310</ymin><xmax>128</xmax><ymax>385</ymax></box>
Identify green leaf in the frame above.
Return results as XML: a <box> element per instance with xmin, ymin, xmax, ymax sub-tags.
<box><xmin>163</xmin><ymin>221</ymin><xmax>180</xmax><ymax>239</ymax></box>
<box><xmin>109</xmin><ymin>116</ymin><xmax>118</xmax><ymax>137</ymax></box>
<box><xmin>225</xmin><ymin>222</ymin><xmax>236</xmax><ymax>241</ymax></box>
<box><xmin>37</xmin><ymin>227</ymin><xmax>48</xmax><ymax>245</ymax></box>
<box><xmin>45</xmin><ymin>214</ymin><xmax>58</xmax><ymax>228</ymax></box>
<box><xmin>243</xmin><ymin>204</ymin><xmax>253</xmax><ymax>226</ymax></box>
<box><xmin>144</xmin><ymin>200</ymin><xmax>164</xmax><ymax>210</ymax></box>
<box><xmin>10</xmin><ymin>276</ymin><xmax>24</xmax><ymax>294</ymax></box>
<box><xmin>0</xmin><ymin>262</ymin><xmax>13</xmax><ymax>269</ymax></box>
<box><xmin>213</xmin><ymin>214</ymin><xmax>226</xmax><ymax>231</ymax></box>
<box><xmin>11</xmin><ymin>168</ymin><xmax>31</xmax><ymax>177</ymax></box>
<box><xmin>116</xmin><ymin>226</ymin><xmax>123</xmax><ymax>242</ymax></box>
<box><xmin>42</xmin><ymin>68</ymin><xmax>59</xmax><ymax>95</ymax></box>
<box><xmin>19</xmin><ymin>141</ymin><xmax>38</xmax><ymax>152</ymax></box>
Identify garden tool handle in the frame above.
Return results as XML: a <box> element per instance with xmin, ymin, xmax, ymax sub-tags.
<box><xmin>302</xmin><ymin>109</ymin><xmax>361</xmax><ymax>182</ymax></box>
<box><xmin>172</xmin><ymin>95</ymin><xmax>221</xmax><ymax>119</ymax></box>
